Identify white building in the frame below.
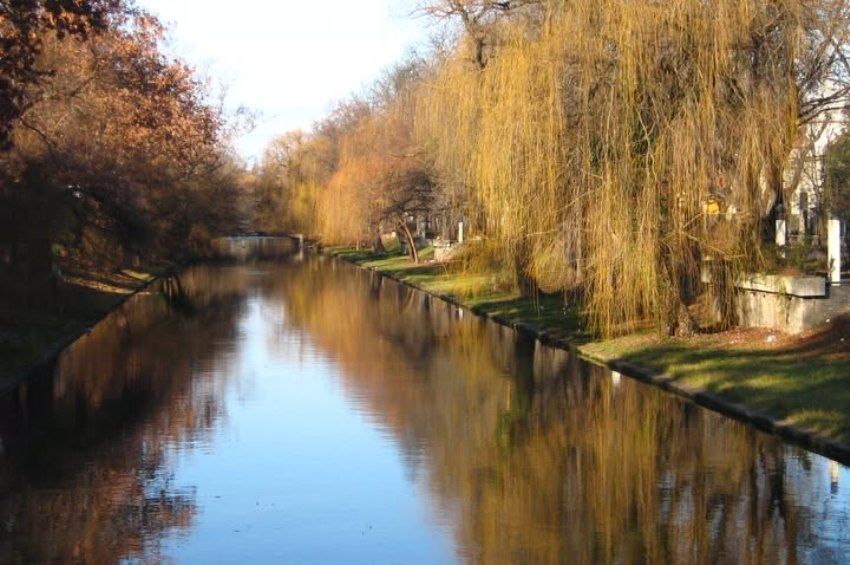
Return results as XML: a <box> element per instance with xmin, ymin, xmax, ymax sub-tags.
<box><xmin>784</xmin><ymin>106</ymin><xmax>848</xmax><ymax>240</ymax></box>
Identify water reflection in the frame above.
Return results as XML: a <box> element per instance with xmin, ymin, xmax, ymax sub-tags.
<box><xmin>280</xmin><ymin>259</ymin><xmax>850</xmax><ymax>563</ymax></box>
<box><xmin>0</xmin><ymin>265</ymin><xmax>253</xmax><ymax>562</ymax></box>
<box><xmin>0</xmin><ymin>248</ymin><xmax>848</xmax><ymax>563</ymax></box>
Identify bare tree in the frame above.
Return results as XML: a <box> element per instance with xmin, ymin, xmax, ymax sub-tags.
<box><xmin>417</xmin><ymin>0</ymin><xmax>540</xmax><ymax>68</ymax></box>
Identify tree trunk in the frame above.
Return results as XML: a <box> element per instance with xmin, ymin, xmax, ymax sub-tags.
<box><xmin>664</xmin><ymin>289</ymin><xmax>698</xmax><ymax>337</ymax></box>
<box><xmin>373</xmin><ymin>230</ymin><xmax>386</xmax><ymax>255</ymax></box>
<box><xmin>514</xmin><ymin>242</ymin><xmax>539</xmax><ymax>298</ymax></box>
<box><xmin>674</xmin><ymin>300</ymin><xmax>695</xmax><ymax>337</ymax></box>
<box><xmin>516</xmin><ymin>268</ymin><xmax>539</xmax><ymax>299</ymax></box>
<box><xmin>399</xmin><ymin>222</ymin><xmax>419</xmax><ymax>263</ymax></box>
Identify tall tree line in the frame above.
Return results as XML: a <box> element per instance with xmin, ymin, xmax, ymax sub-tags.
<box><xmin>258</xmin><ymin>0</ymin><xmax>850</xmax><ymax>337</ymax></box>
<box><xmin>0</xmin><ymin>1</ymin><xmax>246</xmax><ymax>310</ymax></box>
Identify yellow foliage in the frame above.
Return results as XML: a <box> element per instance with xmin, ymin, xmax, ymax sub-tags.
<box><xmin>414</xmin><ymin>0</ymin><xmax>828</xmax><ymax>335</ymax></box>
<box><xmin>267</xmin><ymin>0</ymin><xmax>849</xmax><ymax>335</ymax></box>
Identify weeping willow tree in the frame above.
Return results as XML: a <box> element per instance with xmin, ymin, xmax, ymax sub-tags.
<box><xmin>317</xmin><ymin>59</ymin><xmax>436</xmax><ymax>259</ymax></box>
<box><xmin>416</xmin><ymin>0</ymin><xmax>850</xmax><ymax>336</ymax></box>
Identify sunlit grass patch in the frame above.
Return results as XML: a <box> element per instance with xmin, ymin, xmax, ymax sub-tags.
<box><xmin>589</xmin><ymin>333</ymin><xmax>850</xmax><ymax>444</ymax></box>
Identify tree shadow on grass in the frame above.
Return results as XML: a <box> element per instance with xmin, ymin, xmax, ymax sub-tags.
<box><xmin>472</xmin><ymin>293</ymin><xmax>588</xmax><ymax>341</ymax></box>
<box><xmin>622</xmin><ymin>326</ymin><xmax>850</xmax><ymax>443</ymax></box>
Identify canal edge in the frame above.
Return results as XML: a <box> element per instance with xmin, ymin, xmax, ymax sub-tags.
<box><xmin>321</xmin><ymin>249</ymin><xmax>850</xmax><ymax>466</ymax></box>
<box><xmin>0</xmin><ymin>268</ymin><xmax>175</xmax><ymax>400</ymax></box>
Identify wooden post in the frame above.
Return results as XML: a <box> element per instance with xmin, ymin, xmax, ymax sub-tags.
<box><xmin>457</xmin><ymin>221</ymin><xmax>464</xmax><ymax>244</ymax></box>
<box><xmin>828</xmin><ymin>217</ymin><xmax>841</xmax><ymax>284</ymax></box>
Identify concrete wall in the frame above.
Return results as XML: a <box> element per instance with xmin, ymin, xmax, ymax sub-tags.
<box><xmin>735</xmin><ymin>281</ymin><xmax>850</xmax><ymax>333</ymax></box>
<box><xmin>433</xmin><ymin>241</ymin><xmax>461</xmax><ymax>262</ymax></box>
<box><xmin>702</xmin><ymin>271</ymin><xmax>850</xmax><ymax>333</ymax></box>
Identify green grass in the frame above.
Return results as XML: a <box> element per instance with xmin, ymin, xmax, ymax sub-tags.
<box><xmin>327</xmin><ymin>245</ymin><xmax>850</xmax><ymax>447</ymax></box>
<box><xmin>326</xmin><ymin>246</ymin><xmax>586</xmax><ymax>342</ymax></box>
<box><xmin>582</xmin><ymin>335</ymin><xmax>850</xmax><ymax>443</ymax></box>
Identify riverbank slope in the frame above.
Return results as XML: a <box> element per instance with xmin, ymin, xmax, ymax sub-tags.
<box><xmin>0</xmin><ymin>265</ymin><xmax>165</xmax><ymax>394</ymax></box>
<box><xmin>325</xmin><ymin>246</ymin><xmax>850</xmax><ymax>463</ymax></box>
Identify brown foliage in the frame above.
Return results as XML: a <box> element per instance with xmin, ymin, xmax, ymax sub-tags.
<box><xmin>0</xmin><ymin>5</ymin><xmax>246</xmax><ymax>312</ymax></box>
<box><xmin>0</xmin><ymin>0</ymin><xmax>126</xmax><ymax>148</ymax></box>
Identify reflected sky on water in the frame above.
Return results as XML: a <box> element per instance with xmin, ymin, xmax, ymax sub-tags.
<box><xmin>0</xmin><ymin>243</ymin><xmax>848</xmax><ymax>563</ymax></box>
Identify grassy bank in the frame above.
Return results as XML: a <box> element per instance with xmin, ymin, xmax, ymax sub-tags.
<box><xmin>328</xmin><ymin>247</ymin><xmax>587</xmax><ymax>344</ymax></box>
<box><xmin>0</xmin><ymin>265</ymin><xmax>164</xmax><ymax>391</ymax></box>
<box><xmin>326</xmin><ymin>246</ymin><xmax>850</xmax><ymax>451</ymax></box>
<box><xmin>581</xmin><ymin>328</ymin><xmax>850</xmax><ymax>444</ymax></box>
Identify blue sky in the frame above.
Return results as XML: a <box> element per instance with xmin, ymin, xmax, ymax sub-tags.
<box><xmin>139</xmin><ymin>0</ymin><xmax>430</xmax><ymax>164</ymax></box>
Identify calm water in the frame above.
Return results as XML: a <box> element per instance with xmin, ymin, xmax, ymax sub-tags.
<box><xmin>0</xmin><ymin>241</ymin><xmax>849</xmax><ymax>563</ymax></box>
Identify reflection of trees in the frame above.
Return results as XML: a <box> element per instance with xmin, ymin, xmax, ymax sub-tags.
<box><xmin>275</xmin><ymin>258</ymin><xmax>840</xmax><ymax>563</ymax></box>
<box><xmin>0</xmin><ymin>255</ymin><xmax>840</xmax><ymax>563</ymax></box>
<box><xmin>0</xmin><ymin>264</ymin><xmax>255</xmax><ymax>564</ymax></box>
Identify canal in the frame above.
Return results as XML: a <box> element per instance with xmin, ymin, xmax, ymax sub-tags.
<box><xmin>0</xmin><ymin>240</ymin><xmax>848</xmax><ymax>562</ymax></box>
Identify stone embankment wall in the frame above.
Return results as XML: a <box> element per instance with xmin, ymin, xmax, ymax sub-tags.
<box><xmin>706</xmin><ymin>273</ymin><xmax>850</xmax><ymax>333</ymax></box>
<box><xmin>736</xmin><ymin>282</ymin><xmax>850</xmax><ymax>333</ymax></box>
